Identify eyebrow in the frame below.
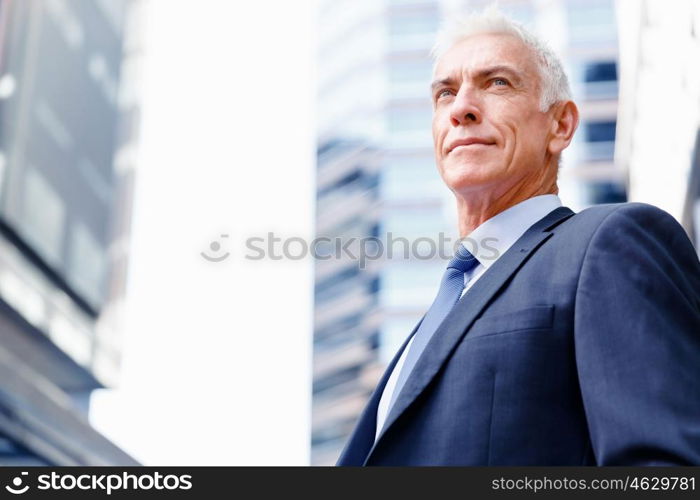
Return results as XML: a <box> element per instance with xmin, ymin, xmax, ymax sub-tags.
<box><xmin>430</xmin><ymin>65</ymin><xmax>524</xmax><ymax>92</ymax></box>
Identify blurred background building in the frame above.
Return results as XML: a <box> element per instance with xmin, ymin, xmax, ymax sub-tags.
<box><xmin>0</xmin><ymin>0</ymin><xmax>141</xmax><ymax>465</ymax></box>
<box><xmin>311</xmin><ymin>0</ymin><xmax>692</xmax><ymax>465</ymax></box>
<box><xmin>615</xmin><ymin>0</ymin><xmax>700</xmax><ymax>248</ymax></box>
<box><xmin>313</xmin><ymin>2</ymin><xmax>386</xmax><ymax>465</ymax></box>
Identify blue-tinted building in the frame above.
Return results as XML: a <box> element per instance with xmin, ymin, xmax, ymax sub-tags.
<box><xmin>0</xmin><ymin>0</ymin><xmax>141</xmax><ymax>464</ymax></box>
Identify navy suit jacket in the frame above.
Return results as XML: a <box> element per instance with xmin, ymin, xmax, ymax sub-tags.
<box><xmin>336</xmin><ymin>202</ymin><xmax>700</xmax><ymax>466</ymax></box>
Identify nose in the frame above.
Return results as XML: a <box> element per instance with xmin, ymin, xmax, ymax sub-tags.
<box><xmin>449</xmin><ymin>86</ymin><xmax>481</xmax><ymax>126</ymax></box>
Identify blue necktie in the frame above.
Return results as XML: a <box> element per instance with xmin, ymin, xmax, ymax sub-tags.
<box><xmin>387</xmin><ymin>244</ymin><xmax>479</xmax><ymax>412</ymax></box>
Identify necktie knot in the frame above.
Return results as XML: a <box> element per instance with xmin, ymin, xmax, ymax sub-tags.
<box><xmin>447</xmin><ymin>244</ymin><xmax>478</xmax><ymax>273</ymax></box>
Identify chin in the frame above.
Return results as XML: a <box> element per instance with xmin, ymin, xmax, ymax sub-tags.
<box><xmin>440</xmin><ymin>161</ymin><xmax>498</xmax><ymax>193</ymax></box>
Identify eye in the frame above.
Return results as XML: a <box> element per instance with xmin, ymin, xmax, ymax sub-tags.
<box><xmin>436</xmin><ymin>88</ymin><xmax>454</xmax><ymax>100</ymax></box>
<box><xmin>491</xmin><ymin>77</ymin><xmax>510</xmax><ymax>87</ymax></box>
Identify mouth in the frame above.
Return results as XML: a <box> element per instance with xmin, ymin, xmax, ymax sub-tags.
<box><xmin>447</xmin><ymin>138</ymin><xmax>495</xmax><ymax>154</ymax></box>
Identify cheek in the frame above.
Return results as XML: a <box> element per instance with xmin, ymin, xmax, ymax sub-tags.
<box><xmin>518</xmin><ymin>120</ymin><xmax>549</xmax><ymax>153</ymax></box>
<box><xmin>519</xmin><ymin>111</ymin><xmax>549</xmax><ymax>138</ymax></box>
<box><xmin>431</xmin><ymin>118</ymin><xmax>440</xmax><ymax>143</ymax></box>
<box><xmin>501</xmin><ymin>118</ymin><xmax>538</xmax><ymax>154</ymax></box>
<box><xmin>432</xmin><ymin>112</ymin><xmax>448</xmax><ymax>149</ymax></box>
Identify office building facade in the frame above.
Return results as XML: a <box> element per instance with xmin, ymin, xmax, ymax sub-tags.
<box><xmin>0</xmin><ymin>0</ymin><xmax>141</xmax><ymax>464</ymax></box>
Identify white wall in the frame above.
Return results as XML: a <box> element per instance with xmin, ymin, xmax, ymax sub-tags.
<box><xmin>90</xmin><ymin>0</ymin><xmax>316</xmax><ymax>465</ymax></box>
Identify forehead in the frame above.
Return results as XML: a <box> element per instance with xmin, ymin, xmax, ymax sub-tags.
<box><xmin>433</xmin><ymin>32</ymin><xmax>538</xmax><ymax>80</ymax></box>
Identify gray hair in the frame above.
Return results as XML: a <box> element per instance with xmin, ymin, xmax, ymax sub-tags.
<box><xmin>430</xmin><ymin>5</ymin><xmax>572</xmax><ymax>112</ymax></box>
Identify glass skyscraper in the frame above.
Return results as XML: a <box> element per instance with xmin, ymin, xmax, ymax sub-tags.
<box><xmin>0</xmin><ymin>0</ymin><xmax>141</xmax><ymax>464</ymax></box>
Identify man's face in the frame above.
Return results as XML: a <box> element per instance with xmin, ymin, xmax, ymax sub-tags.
<box><xmin>431</xmin><ymin>33</ymin><xmax>555</xmax><ymax>196</ymax></box>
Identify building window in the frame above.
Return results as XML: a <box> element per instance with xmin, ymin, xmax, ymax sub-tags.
<box><xmin>580</xmin><ymin>61</ymin><xmax>619</xmax><ymax>99</ymax></box>
<box><xmin>587</xmin><ymin>181</ymin><xmax>627</xmax><ymax>204</ymax></box>
<box><xmin>584</xmin><ymin>61</ymin><xmax>617</xmax><ymax>83</ymax></box>
<box><xmin>584</xmin><ymin>120</ymin><xmax>616</xmax><ymax>143</ymax></box>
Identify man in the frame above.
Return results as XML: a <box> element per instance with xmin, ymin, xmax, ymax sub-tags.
<box><xmin>336</xmin><ymin>9</ymin><xmax>700</xmax><ymax>466</ymax></box>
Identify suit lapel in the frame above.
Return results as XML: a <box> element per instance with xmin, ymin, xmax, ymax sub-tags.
<box><xmin>362</xmin><ymin>206</ymin><xmax>575</xmax><ymax>464</ymax></box>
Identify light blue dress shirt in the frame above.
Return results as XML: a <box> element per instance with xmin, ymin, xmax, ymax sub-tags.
<box><xmin>374</xmin><ymin>194</ymin><xmax>563</xmax><ymax>441</ymax></box>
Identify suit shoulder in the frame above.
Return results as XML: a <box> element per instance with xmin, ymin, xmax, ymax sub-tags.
<box><xmin>553</xmin><ymin>202</ymin><xmax>693</xmax><ymax>259</ymax></box>
<box><xmin>550</xmin><ymin>202</ymin><xmax>624</xmax><ymax>236</ymax></box>
<box><xmin>574</xmin><ymin>201</ymin><xmax>661</xmax><ymax>218</ymax></box>
<box><xmin>577</xmin><ymin>202</ymin><xmax>698</xmax><ymax>268</ymax></box>
<box><xmin>571</xmin><ymin>201</ymin><xmax>681</xmax><ymax>233</ymax></box>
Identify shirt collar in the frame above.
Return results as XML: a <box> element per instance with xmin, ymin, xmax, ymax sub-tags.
<box><xmin>461</xmin><ymin>194</ymin><xmax>563</xmax><ymax>271</ymax></box>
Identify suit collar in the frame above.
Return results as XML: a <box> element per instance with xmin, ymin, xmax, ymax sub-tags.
<box><xmin>466</xmin><ymin>194</ymin><xmax>563</xmax><ymax>272</ymax></box>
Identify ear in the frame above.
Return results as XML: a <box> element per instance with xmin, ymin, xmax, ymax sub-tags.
<box><xmin>547</xmin><ymin>100</ymin><xmax>579</xmax><ymax>156</ymax></box>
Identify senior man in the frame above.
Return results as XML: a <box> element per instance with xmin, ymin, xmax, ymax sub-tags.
<box><xmin>336</xmin><ymin>9</ymin><xmax>700</xmax><ymax>466</ymax></box>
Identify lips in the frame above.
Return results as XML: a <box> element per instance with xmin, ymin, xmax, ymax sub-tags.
<box><xmin>447</xmin><ymin>137</ymin><xmax>495</xmax><ymax>154</ymax></box>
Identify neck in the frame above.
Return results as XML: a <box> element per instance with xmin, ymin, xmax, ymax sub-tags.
<box><xmin>454</xmin><ymin>179</ymin><xmax>558</xmax><ymax>238</ymax></box>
